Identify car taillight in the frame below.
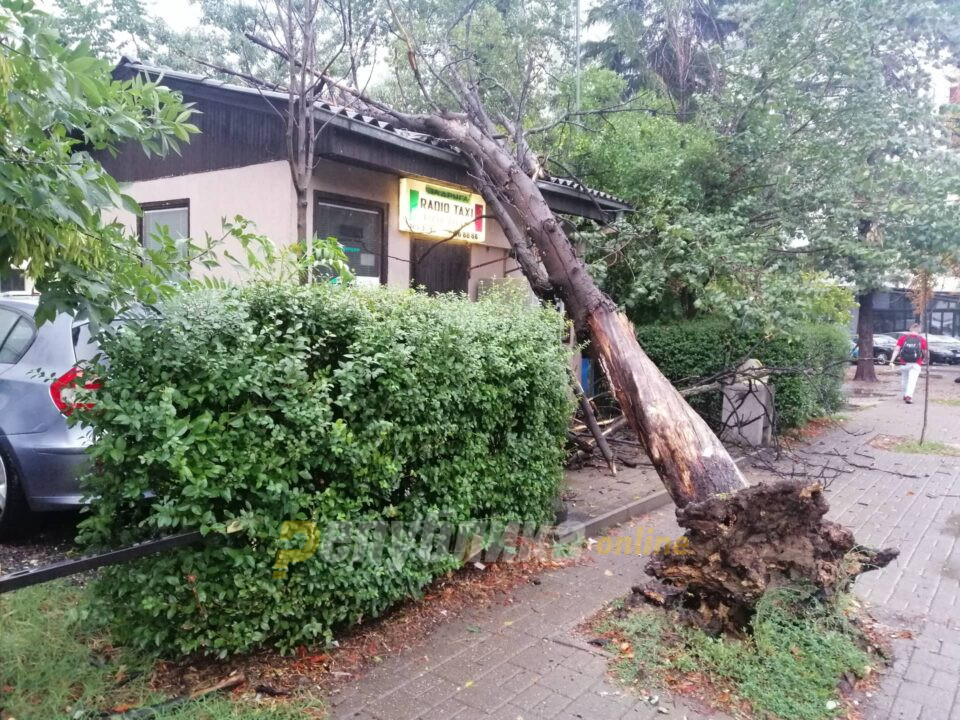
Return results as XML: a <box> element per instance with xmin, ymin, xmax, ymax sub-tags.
<box><xmin>50</xmin><ymin>367</ymin><xmax>101</xmax><ymax>416</ymax></box>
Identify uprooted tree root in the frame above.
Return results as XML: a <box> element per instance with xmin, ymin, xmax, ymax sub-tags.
<box><xmin>640</xmin><ymin>480</ymin><xmax>899</xmax><ymax>633</ymax></box>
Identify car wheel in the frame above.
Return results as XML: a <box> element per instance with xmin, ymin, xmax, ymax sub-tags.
<box><xmin>874</xmin><ymin>350</ymin><xmax>890</xmax><ymax>365</ymax></box>
<box><xmin>0</xmin><ymin>451</ymin><xmax>30</xmax><ymax>540</ymax></box>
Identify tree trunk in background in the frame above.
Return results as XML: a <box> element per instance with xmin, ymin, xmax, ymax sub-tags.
<box><xmin>854</xmin><ymin>291</ymin><xmax>878</xmax><ymax>382</ymax></box>
<box><xmin>296</xmin><ymin>190</ymin><xmax>309</xmax><ymax>284</ymax></box>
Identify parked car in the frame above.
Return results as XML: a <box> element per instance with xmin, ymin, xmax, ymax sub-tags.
<box><xmin>0</xmin><ymin>294</ymin><xmax>99</xmax><ymax>537</ymax></box>
<box><xmin>889</xmin><ymin>331</ymin><xmax>960</xmax><ymax>365</ymax></box>
<box><xmin>850</xmin><ymin>333</ymin><xmax>898</xmax><ymax>364</ymax></box>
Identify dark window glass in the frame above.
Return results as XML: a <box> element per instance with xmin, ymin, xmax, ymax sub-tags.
<box><xmin>314</xmin><ymin>200</ymin><xmax>383</xmax><ymax>281</ymax></box>
<box><xmin>0</xmin><ymin>318</ymin><xmax>34</xmax><ymax>363</ymax></box>
<box><xmin>0</xmin><ymin>308</ymin><xmax>18</xmax><ymax>344</ymax></box>
<box><xmin>0</xmin><ymin>268</ymin><xmax>25</xmax><ymax>293</ymax></box>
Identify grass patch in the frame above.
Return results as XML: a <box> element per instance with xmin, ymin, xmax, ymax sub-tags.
<box><xmin>597</xmin><ymin>587</ymin><xmax>884</xmax><ymax>720</ymax></box>
<box><xmin>0</xmin><ymin>581</ymin><xmax>322</xmax><ymax>720</ymax></box>
<box><xmin>933</xmin><ymin>398</ymin><xmax>960</xmax><ymax>407</ymax></box>
<box><xmin>890</xmin><ymin>439</ymin><xmax>960</xmax><ymax>456</ymax></box>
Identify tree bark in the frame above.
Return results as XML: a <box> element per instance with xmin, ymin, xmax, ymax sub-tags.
<box><xmin>854</xmin><ymin>291</ymin><xmax>878</xmax><ymax>382</ymax></box>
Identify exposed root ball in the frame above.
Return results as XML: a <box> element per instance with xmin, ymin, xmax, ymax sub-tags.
<box><xmin>642</xmin><ymin>481</ymin><xmax>899</xmax><ymax>632</ymax></box>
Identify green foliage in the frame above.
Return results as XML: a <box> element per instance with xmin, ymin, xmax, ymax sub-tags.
<box><xmin>50</xmin><ymin>0</ymin><xmax>150</xmax><ymax>58</ymax></box>
<box><xmin>609</xmin><ymin>587</ymin><xmax>877</xmax><ymax>720</ymax></box>
<box><xmin>687</xmin><ymin>589</ymin><xmax>875</xmax><ymax>720</ymax></box>
<box><xmin>634</xmin><ymin>318</ymin><xmax>849</xmax><ymax>428</ymax></box>
<box><xmin>0</xmin><ymin>0</ymin><xmax>198</xmax><ymax>325</ymax></box>
<box><xmin>78</xmin><ymin>284</ymin><xmax>572</xmax><ymax>656</ymax></box>
<box><xmin>0</xmin><ymin>581</ymin><xmax>322</xmax><ymax>719</ymax></box>
<box><xmin>573</xmin><ymin>0</ymin><xmax>960</xmax><ymax>327</ymax></box>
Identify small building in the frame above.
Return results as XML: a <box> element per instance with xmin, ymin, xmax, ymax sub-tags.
<box><xmin>91</xmin><ymin>59</ymin><xmax>629</xmax><ymax>297</ymax></box>
<box><xmin>854</xmin><ymin>285</ymin><xmax>960</xmax><ymax>338</ymax></box>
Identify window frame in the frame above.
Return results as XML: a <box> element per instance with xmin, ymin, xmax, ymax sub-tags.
<box><xmin>0</xmin><ymin>267</ymin><xmax>26</xmax><ymax>293</ymax></box>
<box><xmin>313</xmin><ymin>191</ymin><xmax>389</xmax><ymax>285</ymax></box>
<box><xmin>138</xmin><ymin>199</ymin><xmax>191</xmax><ymax>248</ymax></box>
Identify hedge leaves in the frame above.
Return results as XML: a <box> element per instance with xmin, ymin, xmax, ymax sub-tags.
<box><xmin>78</xmin><ymin>285</ymin><xmax>572</xmax><ymax>656</ymax></box>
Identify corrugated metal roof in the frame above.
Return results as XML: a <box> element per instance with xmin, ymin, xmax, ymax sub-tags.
<box><xmin>117</xmin><ymin>58</ymin><xmax>631</xmax><ymax>211</ymax></box>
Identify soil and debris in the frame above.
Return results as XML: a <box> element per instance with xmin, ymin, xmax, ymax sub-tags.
<box><xmin>0</xmin><ymin>512</ymin><xmax>79</xmax><ymax>575</ymax></box>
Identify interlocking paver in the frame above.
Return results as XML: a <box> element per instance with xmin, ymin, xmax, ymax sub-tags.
<box><xmin>509</xmin><ymin>680</ymin><xmax>555</xmax><ymax>710</ymax></box>
<box><xmin>536</xmin><ymin>667</ymin><xmax>598</xmax><ymax>699</ymax></box>
<box><xmin>555</xmin><ymin>691</ymin><xmax>630</xmax><ymax>720</ymax></box>
<box><xmin>528</xmin><ymin>685</ymin><xmax>576</xmax><ymax>716</ymax></box>
<box><xmin>332</xmin><ymin>368</ymin><xmax>960</xmax><ymax>719</ymax></box>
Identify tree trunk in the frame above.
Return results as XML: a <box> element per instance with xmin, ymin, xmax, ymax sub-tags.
<box><xmin>435</xmin><ymin>120</ymin><xmax>747</xmax><ymax>507</ymax></box>
<box><xmin>409</xmin><ymin>120</ymin><xmax>899</xmax><ymax>624</ymax></box>
<box><xmin>854</xmin><ymin>291</ymin><xmax>878</xmax><ymax>382</ymax></box>
<box><xmin>296</xmin><ymin>188</ymin><xmax>309</xmax><ymax>284</ymax></box>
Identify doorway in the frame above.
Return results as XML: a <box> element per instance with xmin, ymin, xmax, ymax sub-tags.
<box><xmin>411</xmin><ymin>238</ymin><xmax>470</xmax><ymax>294</ymax></box>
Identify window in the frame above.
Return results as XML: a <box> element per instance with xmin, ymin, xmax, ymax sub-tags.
<box><xmin>72</xmin><ymin>322</ymin><xmax>100</xmax><ymax>363</ymax></box>
<box><xmin>0</xmin><ymin>308</ymin><xmax>35</xmax><ymax>364</ymax></box>
<box><xmin>314</xmin><ymin>195</ymin><xmax>385</xmax><ymax>283</ymax></box>
<box><xmin>139</xmin><ymin>200</ymin><xmax>190</xmax><ymax>280</ymax></box>
<box><xmin>0</xmin><ymin>267</ymin><xmax>25</xmax><ymax>293</ymax></box>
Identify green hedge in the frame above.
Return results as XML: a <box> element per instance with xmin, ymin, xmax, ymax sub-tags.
<box><xmin>79</xmin><ymin>285</ymin><xmax>572</xmax><ymax>656</ymax></box>
<box><xmin>634</xmin><ymin>319</ymin><xmax>848</xmax><ymax>429</ymax></box>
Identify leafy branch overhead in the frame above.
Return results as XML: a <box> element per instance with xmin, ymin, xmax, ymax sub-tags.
<box><xmin>0</xmin><ymin>1</ymin><xmax>198</xmax><ymax>324</ymax></box>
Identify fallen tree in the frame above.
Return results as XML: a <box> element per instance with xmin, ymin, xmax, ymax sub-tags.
<box><xmin>234</xmin><ymin>1</ymin><xmax>897</xmax><ymax>627</ymax></box>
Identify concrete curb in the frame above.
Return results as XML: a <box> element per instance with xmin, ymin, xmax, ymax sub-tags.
<box><xmin>563</xmin><ymin>447</ymin><xmax>762</xmax><ymax>540</ymax></box>
<box><xmin>558</xmin><ymin>489</ymin><xmax>673</xmax><ymax>540</ymax></box>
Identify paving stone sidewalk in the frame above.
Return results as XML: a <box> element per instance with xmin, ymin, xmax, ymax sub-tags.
<box><xmin>330</xmin><ymin>367</ymin><xmax>960</xmax><ymax>720</ymax></box>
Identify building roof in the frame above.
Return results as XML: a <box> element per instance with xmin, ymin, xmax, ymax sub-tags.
<box><xmin>112</xmin><ymin>58</ymin><xmax>631</xmax><ymax>218</ymax></box>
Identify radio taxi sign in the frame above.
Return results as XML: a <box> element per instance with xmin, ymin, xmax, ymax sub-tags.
<box><xmin>399</xmin><ymin>178</ymin><xmax>486</xmax><ymax>243</ymax></box>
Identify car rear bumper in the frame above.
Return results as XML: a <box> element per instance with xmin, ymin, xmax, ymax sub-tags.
<box><xmin>1</xmin><ymin>426</ymin><xmax>90</xmax><ymax>511</ymax></box>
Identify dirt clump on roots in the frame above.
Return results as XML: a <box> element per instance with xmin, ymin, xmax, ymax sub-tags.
<box><xmin>641</xmin><ymin>480</ymin><xmax>899</xmax><ymax>633</ymax></box>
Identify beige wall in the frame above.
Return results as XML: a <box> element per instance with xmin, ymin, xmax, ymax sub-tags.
<box><xmin>113</xmin><ymin>161</ymin><xmax>297</xmax><ymax>283</ymax></box>
<box><xmin>115</xmin><ymin>157</ymin><xmax>528</xmax><ymax>297</ymax></box>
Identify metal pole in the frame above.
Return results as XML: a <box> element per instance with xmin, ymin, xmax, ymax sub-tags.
<box><xmin>921</xmin><ymin>306</ymin><xmax>931</xmax><ymax>445</ymax></box>
<box><xmin>0</xmin><ymin>530</ymin><xmax>207</xmax><ymax>593</ymax></box>
<box><xmin>575</xmin><ymin>0</ymin><xmax>581</xmax><ymax>113</ymax></box>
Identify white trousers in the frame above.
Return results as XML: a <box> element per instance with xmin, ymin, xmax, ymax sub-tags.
<box><xmin>900</xmin><ymin>363</ymin><xmax>921</xmax><ymax>398</ymax></box>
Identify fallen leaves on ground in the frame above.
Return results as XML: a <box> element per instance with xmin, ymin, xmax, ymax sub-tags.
<box><xmin>148</xmin><ymin>539</ymin><xmax>579</xmax><ymax>704</ymax></box>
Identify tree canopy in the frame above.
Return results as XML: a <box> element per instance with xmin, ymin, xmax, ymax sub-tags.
<box><xmin>27</xmin><ymin>0</ymin><xmax>960</xmax><ymax>335</ymax></box>
<box><xmin>561</xmin><ymin>0</ymin><xmax>959</xmax><ymax>332</ymax></box>
<box><xmin>0</xmin><ymin>0</ymin><xmax>202</xmax><ymax>324</ymax></box>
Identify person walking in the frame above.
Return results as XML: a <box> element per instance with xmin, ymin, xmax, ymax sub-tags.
<box><xmin>889</xmin><ymin>323</ymin><xmax>927</xmax><ymax>404</ymax></box>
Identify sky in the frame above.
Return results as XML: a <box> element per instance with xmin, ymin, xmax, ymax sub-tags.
<box><xmin>146</xmin><ymin>0</ymin><xmax>202</xmax><ymax>31</ymax></box>
<box><xmin>144</xmin><ymin>0</ymin><xmax>955</xmax><ymax>102</ymax></box>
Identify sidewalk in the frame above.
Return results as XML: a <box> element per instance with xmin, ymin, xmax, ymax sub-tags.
<box><xmin>330</xmin><ymin>366</ymin><xmax>960</xmax><ymax>720</ymax></box>
<box><xmin>329</xmin><ymin>511</ymin><xmax>726</xmax><ymax>720</ymax></box>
